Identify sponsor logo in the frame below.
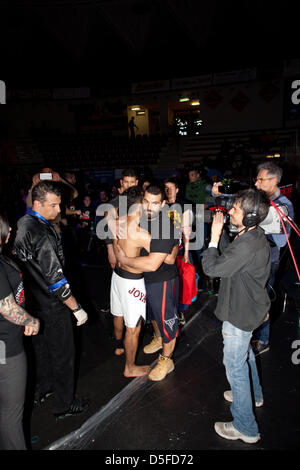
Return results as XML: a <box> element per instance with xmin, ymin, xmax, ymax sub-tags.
<box><xmin>128</xmin><ymin>287</ymin><xmax>146</xmax><ymax>303</ymax></box>
<box><xmin>0</xmin><ymin>81</ymin><xmax>5</xmax><ymax>104</ymax></box>
<box><xmin>165</xmin><ymin>317</ymin><xmax>177</xmax><ymax>331</ymax></box>
<box><xmin>0</xmin><ymin>341</ymin><xmax>6</xmax><ymax>364</ymax></box>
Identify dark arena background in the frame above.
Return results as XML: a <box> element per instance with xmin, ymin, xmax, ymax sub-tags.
<box><xmin>0</xmin><ymin>0</ymin><xmax>299</xmax><ymax>457</ymax></box>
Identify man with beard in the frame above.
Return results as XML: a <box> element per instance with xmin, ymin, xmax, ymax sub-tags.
<box><xmin>115</xmin><ymin>185</ymin><xmax>179</xmax><ymax>382</ymax></box>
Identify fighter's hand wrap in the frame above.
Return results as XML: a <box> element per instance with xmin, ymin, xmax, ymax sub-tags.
<box><xmin>72</xmin><ymin>304</ymin><xmax>88</xmax><ymax>326</ymax></box>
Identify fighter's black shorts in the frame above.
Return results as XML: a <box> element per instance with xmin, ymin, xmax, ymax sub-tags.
<box><xmin>145</xmin><ymin>277</ymin><xmax>179</xmax><ymax>343</ymax></box>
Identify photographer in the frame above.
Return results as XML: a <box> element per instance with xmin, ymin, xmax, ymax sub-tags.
<box><xmin>202</xmin><ymin>189</ymin><xmax>271</xmax><ymax>444</ymax></box>
<box><xmin>253</xmin><ymin>161</ymin><xmax>294</xmax><ymax>354</ymax></box>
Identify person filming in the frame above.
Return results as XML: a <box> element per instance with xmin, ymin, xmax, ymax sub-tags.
<box><xmin>202</xmin><ymin>189</ymin><xmax>271</xmax><ymax>444</ymax></box>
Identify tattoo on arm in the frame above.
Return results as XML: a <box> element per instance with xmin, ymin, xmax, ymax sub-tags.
<box><xmin>0</xmin><ymin>293</ymin><xmax>37</xmax><ymax>327</ymax></box>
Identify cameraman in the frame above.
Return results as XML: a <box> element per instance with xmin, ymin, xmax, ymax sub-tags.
<box><xmin>253</xmin><ymin>161</ymin><xmax>294</xmax><ymax>354</ymax></box>
<box><xmin>202</xmin><ymin>189</ymin><xmax>270</xmax><ymax>444</ymax></box>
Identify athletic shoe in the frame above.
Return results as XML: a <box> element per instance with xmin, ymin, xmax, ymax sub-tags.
<box><xmin>54</xmin><ymin>398</ymin><xmax>90</xmax><ymax>420</ymax></box>
<box><xmin>143</xmin><ymin>335</ymin><xmax>163</xmax><ymax>354</ymax></box>
<box><xmin>177</xmin><ymin>311</ymin><xmax>186</xmax><ymax>326</ymax></box>
<box><xmin>34</xmin><ymin>391</ymin><xmax>54</xmax><ymax>407</ymax></box>
<box><xmin>253</xmin><ymin>341</ymin><xmax>270</xmax><ymax>356</ymax></box>
<box><xmin>214</xmin><ymin>421</ymin><xmax>260</xmax><ymax>444</ymax></box>
<box><xmin>223</xmin><ymin>390</ymin><xmax>264</xmax><ymax>407</ymax></box>
<box><xmin>148</xmin><ymin>354</ymin><xmax>174</xmax><ymax>381</ymax></box>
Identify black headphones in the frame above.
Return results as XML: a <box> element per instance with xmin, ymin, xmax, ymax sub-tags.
<box><xmin>242</xmin><ymin>190</ymin><xmax>261</xmax><ymax>228</ymax></box>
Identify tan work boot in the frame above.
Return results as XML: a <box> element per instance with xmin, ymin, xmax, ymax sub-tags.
<box><xmin>148</xmin><ymin>354</ymin><xmax>174</xmax><ymax>381</ymax></box>
<box><xmin>143</xmin><ymin>335</ymin><xmax>163</xmax><ymax>354</ymax></box>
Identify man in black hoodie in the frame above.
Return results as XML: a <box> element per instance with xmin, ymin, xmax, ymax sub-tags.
<box><xmin>202</xmin><ymin>189</ymin><xmax>270</xmax><ymax>444</ymax></box>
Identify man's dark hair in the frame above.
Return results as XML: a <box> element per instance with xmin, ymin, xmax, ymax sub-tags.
<box><xmin>188</xmin><ymin>166</ymin><xmax>200</xmax><ymax>174</ymax></box>
<box><xmin>121</xmin><ymin>168</ymin><xmax>138</xmax><ymax>179</ymax></box>
<box><xmin>234</xmin><ymin>189</ymin><xmax>270</xmax><ymax>225</ymax></box>
<box><xmin>32</xmin><ymin>181</ymin><xmax>62</xmax><ymax>204</ymax></box>
<box><xmin>145</xmin><ymin>185</ymin><xmax>164</xmax><ymax>201</ymax></box>
<box><xmin>164</xmin><ymin>177</ymin><xmax>178</xmax><ymax>188</ymax></box>
<box><xmin>122</xmin><ymin>185</ymin><xmax>143</xmax><ymax>212</ymax></box>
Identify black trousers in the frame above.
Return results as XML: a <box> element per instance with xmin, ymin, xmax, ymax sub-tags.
<box><xmin>32</xmin><ymin>304</ymin><xmax>75</xmax><ymax>414</ymax></box>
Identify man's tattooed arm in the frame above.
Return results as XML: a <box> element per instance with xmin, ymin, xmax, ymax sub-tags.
<box><xmin>0</xmin><ymin>293</ymin><xmax>39</xmax><ymax>328</ymax></box>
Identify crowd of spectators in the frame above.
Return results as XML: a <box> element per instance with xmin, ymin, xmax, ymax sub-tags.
<box><xmin>0</xmin><ymin>153</ymin><xmax>299</xmax><ymax>254</ymax></box>
<box><xmin>0</xmin><ymin>151</ymin><xmax>299</xmax><ymax>449</ymax></box>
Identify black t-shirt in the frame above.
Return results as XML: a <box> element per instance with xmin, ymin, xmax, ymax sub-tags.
<box><xmin>0</xmin><ymin>256</ymin><xmax>25</xmax><ymax>358</ymax></box>
<box><xmin>140</xmin><ymin>208</ymin><xmax>178</xmax><ymax>283</ymax></box>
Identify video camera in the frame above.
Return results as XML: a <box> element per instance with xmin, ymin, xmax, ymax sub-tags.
<box><xmin>214</xmin><ymin>194</ymin><xmax>289</xmax><ymax>234</ymax></box>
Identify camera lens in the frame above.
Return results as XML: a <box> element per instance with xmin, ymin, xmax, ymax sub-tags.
<box><xmin>215</xmin><ymin>196</ymin><xmax>234</xmax><ymax>211</ymax></box>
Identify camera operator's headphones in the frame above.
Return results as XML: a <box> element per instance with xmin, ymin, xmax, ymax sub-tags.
<box><xmin>242</xmin><ymin>190</ymin><xmax>261</xmax><ymax>228</ymax></box>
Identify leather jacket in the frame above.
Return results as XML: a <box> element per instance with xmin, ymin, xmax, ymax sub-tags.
<box><xmin>13</xmin><ymin>210</ymin><xmax>72</xmax><ymax>312</ymax></box>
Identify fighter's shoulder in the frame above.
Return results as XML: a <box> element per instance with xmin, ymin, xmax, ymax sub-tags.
<box><xmin>137</xmin><ymin>226</ymin><xmax>151</xmax><ymax>240</ymax></box>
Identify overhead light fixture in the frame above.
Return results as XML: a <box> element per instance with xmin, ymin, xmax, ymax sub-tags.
<box><xmin>191</xmin><ymin>100</ymin><xmax>200</xmax><ymax>106</ymax></box>
<box><xmin>131</xmin><ymin>106</ymin><xmax>141</xmax><ymax>111</ymax></box>
<box><xmin>274</xmin><ymin>153</ymin><xmax>281</xmax><ymax>158</ymax></box>
<box><xmin>137</xmin><ymin>110</ymin><xmax>145</xmax><ymax>115</ymax></box>
<box><xmin>179</xmin><ymin>97</ymin><xmax>190</xmax><ymax>102</ymax></box>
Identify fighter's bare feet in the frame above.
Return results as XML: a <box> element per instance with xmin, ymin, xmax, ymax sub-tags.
<box><xmin>115</xmin><ymin>348</ymin><xmax>125</xmax><ymax>356</ymax></box>
<box><xmin>124</xmin><ymin>365</ymin><xmax>150</xmax><ymax>377</ymax></box>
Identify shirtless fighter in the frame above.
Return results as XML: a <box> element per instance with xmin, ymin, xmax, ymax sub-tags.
<box><xmin>110</xmin><ymin>186</ymin><xmax>151</xmax><ymax>377</ymax></box>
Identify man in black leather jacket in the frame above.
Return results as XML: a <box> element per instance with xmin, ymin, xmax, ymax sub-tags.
<box><xmin>14</xmin><ymin>181</ymin><xmax>89</xmax><ymax>419</ymax></box>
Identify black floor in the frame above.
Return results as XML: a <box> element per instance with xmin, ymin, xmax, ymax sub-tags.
<box><xmin>23</xmin><ymin>254</ymin><xmax>300</xmax><ymax>453</ymax></box>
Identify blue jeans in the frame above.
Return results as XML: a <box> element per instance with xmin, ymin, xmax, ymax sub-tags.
<box><xmin>222</xmin><ymin>321</ymin><xmax>263</xmax><ymax>437</ymax></box>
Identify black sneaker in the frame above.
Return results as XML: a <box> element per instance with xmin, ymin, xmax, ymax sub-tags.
<box><xmin>34</xmin><ymin>391</ymin><xmax>53</xmax><ymax>407</ymax></box>
<box><xmin>177</xmin><ymin>311</ymin><xmax>186</xmax><ymax>326</ymax></box>
<box><xmin>253</xmin><ymin>341</ymin><xmax>270</xmax><ymax>356</ymax></box>
<box><xmin>54</xmin><ymin>398</ymin><xmax>90</xmax><ymax>420</ymax></box>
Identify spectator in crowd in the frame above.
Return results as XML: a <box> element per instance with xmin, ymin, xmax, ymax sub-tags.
<box><xmin>164</xmin><ymin>177</ymin><xmax>192</xmax><ymax>326</ymax></box>
<box><xmin>110</xmin><ymin>180</ymin><xmax>121</xmax><ymax>199</ymax></box>
<box><xmin>141</xmin><ymin>180</ymin><xmax>151</xmax><ymax>194</ymax></box>
<box><xmin>13</xmin><ymin>181</ymin><xmax>89</xmax><ymax>420</ymax></box>
<box><xmin>78</xmin><ymin>195</ymin><xmax>95</xmax><ymax>229</ymax></box>
<box><xmin>62</xmin><ymin>171</ymin><xmax>80</xmax><ymax>219</ymax></box>
<box><xmin>76</xmin><ymin>195</ymin><xmax>96</xmax><ymax>252</ymax></box>
<box><xmin>93</xmin><ymin>187</ymin><xmax>110</xmax><ymax>227</ymax></box>
<box><xmin>185</xmin><ymin>166</ymin><xmax>210</xmax><ymax>275</ymax></box>
<box><xmin>0</xmin><ymin>214</ymin><xmax>40</xmax><ymax>450</ymax></box>
<box><xmin>185</xmin><ymin>166</ymin><xmax>208</xmax><ymax>206</ymax></box>
<box><xmin>204</xmin><ymin>157</ymin><xmax>223</xmax><ymax>183</ymax></box>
